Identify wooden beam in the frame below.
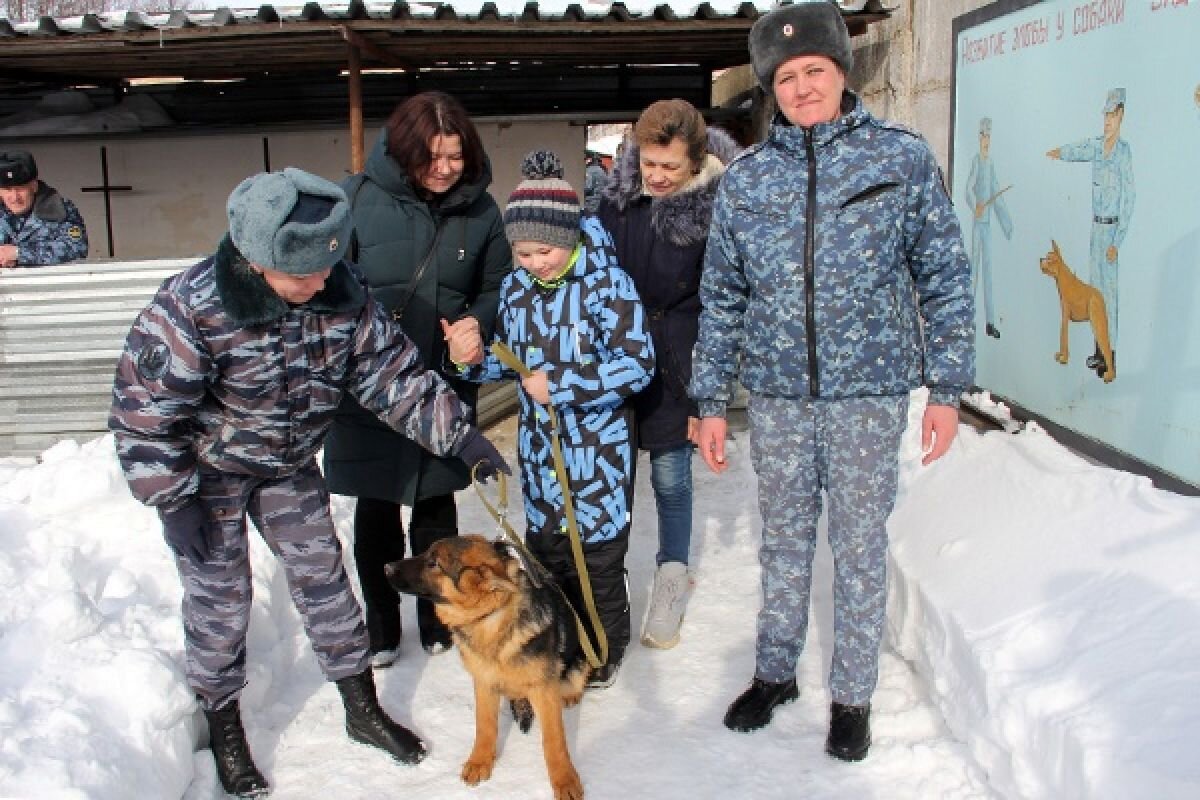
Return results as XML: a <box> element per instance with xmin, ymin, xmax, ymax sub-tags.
<box><xmin>337</xmin><ymin>24</ymin><xmax>411</xmax><ymax>70</ymax></box>
<box><xmin>346</xmin><ymin>40</ymin><xmax>364</xmax><ymax>173</ymax></box>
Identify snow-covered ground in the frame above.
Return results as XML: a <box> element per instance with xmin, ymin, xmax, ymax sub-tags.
<box><xmin>1</xmin><ymin>392</ymin><xmax>1197</xmax><ymax>799</ymax></box>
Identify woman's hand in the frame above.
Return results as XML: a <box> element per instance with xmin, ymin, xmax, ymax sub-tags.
<box><xmin>441</xmin><ymin>317</ymin><xmax>484</xmax><ymax>366</ymax></box>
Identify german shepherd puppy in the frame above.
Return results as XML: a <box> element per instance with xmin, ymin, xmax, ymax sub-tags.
<box><xmin>385</xmin><ymin>535</ymin><xmax>589</xmax><ymax>800</ymax></box>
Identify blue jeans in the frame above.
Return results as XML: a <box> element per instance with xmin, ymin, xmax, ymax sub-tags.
<box><xmin>649</xmin><ymin>444</ymin><xmax>694</xmax><ymax>566</ymax></box>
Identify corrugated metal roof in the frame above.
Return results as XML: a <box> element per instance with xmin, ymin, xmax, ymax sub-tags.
<box><xmin>0</xmin><ymin>2</ymin><xmax>891</xmax><ymax>88</ymax></box>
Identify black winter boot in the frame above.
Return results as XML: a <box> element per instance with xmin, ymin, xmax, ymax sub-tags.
<box><xmin>336</xmin><ymin>669</ymin><xmax>427</xmax><ymax>764</ymax></box>
<box><xmin>723</xmin><ymin>677</ymin><xmax>799</xmax><ymax>732</ymax></box>
<box><xmin>409</xmin><ymin>527</ymin><xmax>455</xmax><ymax>654</ymax></box>
<box><xmin>203</xmin><ymin>703</ymin><xmax>270</xmax><ymax>798</ymax></box>
<box><xmin>825</xmin><ymin>702</ymin><xmax>871</xmax><ymax>762</ymax></box>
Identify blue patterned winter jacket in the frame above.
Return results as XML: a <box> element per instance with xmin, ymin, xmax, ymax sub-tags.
<box><xmin>467</xmin><ymin>216</ymin><xmax>655</xmax><ymax>543</ymax></box>
<box><xmin>691</xmin><ymin>92</ymin><xmax>975</xmax><ymax>415</ymax></box>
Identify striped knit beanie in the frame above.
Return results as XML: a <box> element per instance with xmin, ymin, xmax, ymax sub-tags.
<box><xmin>504</xmin><ymin>150</ymin><xmax>580</xmax><ymax>251</ymax></box>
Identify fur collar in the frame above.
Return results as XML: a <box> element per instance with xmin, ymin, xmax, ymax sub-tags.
<box><xmin>600</xmin><ymin>126</ymin><xmax>741</xmax><ymax>247</ymax></box>
<box><xmin>213</xmin><ymin>235</ymin><xmax>366</xmax><ymax>327</ymax></box>
<box><xmin>31</xmin><ymin>182</ymin><xmax>68</xmax><ymax>223</ymax></box>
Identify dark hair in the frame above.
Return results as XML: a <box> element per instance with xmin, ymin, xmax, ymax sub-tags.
<box><xmin>633</xmin><ymin>98</ymin><xmax>708</xmax><ymax>168</ymax></box>
<box><xmin>384</xmin><ymin>91</ymin><xmax>486</xmax><ymax>188</ymax></box>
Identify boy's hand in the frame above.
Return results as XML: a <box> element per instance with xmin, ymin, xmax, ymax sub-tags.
<box><xmin>441</xmin><ymin>317</ymin><xmax>484</xmax><ymax>366</ymax></box>
<box><xmin>522</xmin><ymin>370</ymin><xmax>550</xmax><ymax>405</ymax></box>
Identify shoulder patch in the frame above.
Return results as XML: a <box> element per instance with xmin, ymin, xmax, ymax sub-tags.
<box><xmin>136</xmin><ymin>337</ymin><xmax>171</xmax><ymax>381</ymax></box>
<box><xmin>67</xmin><ymin>225</ymin><xmax>83</xmax><ymax>240</ymax></box>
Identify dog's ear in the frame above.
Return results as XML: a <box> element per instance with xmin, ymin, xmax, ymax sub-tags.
<box><xmin>1051</xmin><ymin>239</ymin><xmax>1061</xmax><ymax>257</ymax></box>
<box><xmin>477</xmin><ymin>562</ymin><xmax>520</xmax><ymax>596</ymax></box>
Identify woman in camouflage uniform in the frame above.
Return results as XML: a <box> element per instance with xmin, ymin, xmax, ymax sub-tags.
<box><xmin>691</xmin><ymin>4</ymin><xmax>974</xmax><ymax>761</ymax></box>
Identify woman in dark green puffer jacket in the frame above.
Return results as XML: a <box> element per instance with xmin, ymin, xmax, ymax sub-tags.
<box><xmin>323</xmin><ymin>92</ymin><xmax>511</xmax><ymax>661</ymax></box>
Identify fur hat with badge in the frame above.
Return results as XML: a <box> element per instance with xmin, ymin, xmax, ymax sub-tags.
<box><xmin>226</xmin><ymin>167</ymin><xmax>353</xmax><ymax>275</ymax></box>
<box><xmin>749</xmin><ymin>1</ymin><xmax>853</xmax><ymax>91</ymax></box>
<box><xmin>0</xmin><ymin>150</ymin><xmax>37</xmax><ymax>188</ymax></box>
<box><xmin>504</xmin><ymin>150</ymin><xmax>581</xmax><ymax>251</ymax></box>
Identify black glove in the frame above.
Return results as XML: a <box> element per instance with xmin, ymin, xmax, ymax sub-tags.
<box><xmin>159</xmin><ymin>499</ymin><xmax>214</xmax><ymax>563</ymax></box>
<box><xmin>457</xmin><ymin>429</ymin><xmax>512</xmax><ymax>483</ymax></box>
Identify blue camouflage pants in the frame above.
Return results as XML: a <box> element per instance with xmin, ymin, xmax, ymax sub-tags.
<box><xmin>175</xmin><ymin>462</ymin><xmax>369</xmax><ymax>711</ymax></box>
<box><xmin>747</xmin><ymin>394</ymin><xmax>908</xmax><ymax>707</ymax></box>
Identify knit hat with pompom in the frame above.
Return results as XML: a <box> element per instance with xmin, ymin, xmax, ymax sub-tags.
<box><xmin>504</xmin><ymin>150</ymin><xmax>580</xmax><ymax>251</ymax></box>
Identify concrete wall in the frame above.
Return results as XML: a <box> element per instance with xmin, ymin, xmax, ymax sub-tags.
<box><xmin>854</xmin><ymin>0</ymin><xmax>994</xmax><ymax>167</ymax></box>
<box><xmin>8</xmin><ymin>120</ymin><xmax>584</xmax><ymax>261</ymax></box>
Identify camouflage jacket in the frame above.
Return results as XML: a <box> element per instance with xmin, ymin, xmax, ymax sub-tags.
<box><xmin>691</xmin><ymin>92</ymin><xmax>975</xmax><ymax>415</ymax></box>
<box><xmin>109</xmin><ymin>236</ymin><xmax>474</xmax><ymax>511</ymax></box>
<box><xmin>0</xmin><ymin>182</ymin><xmax>88</xmax><ymax>265</ymax></box>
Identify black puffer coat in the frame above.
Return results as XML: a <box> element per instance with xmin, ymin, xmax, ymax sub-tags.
<box><xmin>323</xmin><ymin>132</ymin><xmax>512</xmax><ymax>504</ymax></box>
<box><xmin>595</xmin><ymin>127</ymin><xmax>740</xmax><ymax>451</ymax></box>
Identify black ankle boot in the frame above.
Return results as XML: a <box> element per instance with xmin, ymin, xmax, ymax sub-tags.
<box><xmin>203</xmin><ymin>702</ymin><xmax>270</xmax><ymax>798</ymax></box>
<box><xmin>365</xmin><ymin>602</ymin><xmax>402</xmax><ymax>668</ymax></box>
<box><xmin>825</xmin><ymin>702</ymin><xmax>871</xmax><ymax>762</ymax></box>
<box><xmin>411</xmin><ymin>528</ymin><xmax>455</xmax><ymax>654</ymax></box>
<box><xmin>416</xmin><ymin>596</ymin><xmax>452</xmax><ymax>654</ymax></box>
<box><xmin>723</xmin><ymin>677</ymin><xmax>799</xmax><ymax>732</ymax></box>
<box><xmin>336</xmin><ymin>669</ymin><xmax>427</xmax><ymax>764</ymax></box>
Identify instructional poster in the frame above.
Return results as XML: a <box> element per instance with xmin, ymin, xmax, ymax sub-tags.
<box><xmin>951</xmin><ymin>0</ymin><xmax>1200</xmax><ymax>485</ymax></box>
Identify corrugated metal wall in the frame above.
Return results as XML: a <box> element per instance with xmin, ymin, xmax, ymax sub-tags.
<box><xmin>0</xmin><ymin>260</ymin><xmax>515</xmax><ymax>459</ymax></box>
<box><xmin>0</xmin><ymin>259</ymin><xmax>190</xmax><ymax>458</ymax></box>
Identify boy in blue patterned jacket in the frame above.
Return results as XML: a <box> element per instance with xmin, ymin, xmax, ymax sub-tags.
<box><xmin>446</xmin><ymin>151</ymin><xmax>655</xmax><ymax>688</ymax></box>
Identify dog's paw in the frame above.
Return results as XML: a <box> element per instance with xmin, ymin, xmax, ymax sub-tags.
<box><xmin>1055</xmin><ymin>353</ymin><xmax>1068</xmax><ymax>364</ymax></box>
<box><xmin>552</xmin><ymin>770</ymin><xmax>585</xmax><ymax>800</ymax></box>
<box><xmin>510</xmin><ymin>698</ymin><xmax>534</xmax><ymax>733</ymax></box>
<box><xmin>462</xmin><ymin>757</ymin><xmax>495</xmax><ymax>785</ymax></box>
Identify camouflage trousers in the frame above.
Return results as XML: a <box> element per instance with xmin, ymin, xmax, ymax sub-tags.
<box><xmin>173</xmin><ymin>462</ymin><xmax>369</xmax><ymax>711</ymax></box>
<box><xmin>747</xmin><ymin>394</ymin><xmax>907</xmax><ymax>707</ymax></box>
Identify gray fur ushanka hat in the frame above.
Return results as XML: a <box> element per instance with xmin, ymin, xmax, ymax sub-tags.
<box><xmin>749</xmin><ymin>2</ymin><xmax>853</xmax><ymax>91</ymax></box>
<box><xmin>226</xmin><ymin>167</ymin><xmax>353</xmax><ymax>275</ymax></box>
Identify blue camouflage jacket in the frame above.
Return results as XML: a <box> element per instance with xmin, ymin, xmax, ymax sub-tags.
<box><xmin>465</xmin><ymin>216</ymin><xmax>655</xmax><ymax>543</ymax></box>
<box><xmin>0</xmin><ymin>182</ymin><xmax>88</xmax><ymax>265</ymax></box>
<box><xmin>691</xmin><ymin>92</ymin><xmax>974</xmax><ymax>414</ymax></box>
<box><xmin>109</xmin><ymin>237</ymin><xmax>474</xmax><ymax>512</ymax></box>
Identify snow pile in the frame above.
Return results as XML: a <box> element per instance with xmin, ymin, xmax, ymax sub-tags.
<box><xmin>2</xmin><ymin>394</ymin><xmax>1198</xmax><ymax>798</ymax></box>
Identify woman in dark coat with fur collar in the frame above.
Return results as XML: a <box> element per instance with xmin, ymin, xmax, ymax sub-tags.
<box><xmin>323</xmin><ymin>92</ymin><xmax>511</xmax><ymax>662</ymax></box>
<box><xmin>595</xmin><ymin>99</ymin><xmax>740</xmax><ymax>650</ymax></box>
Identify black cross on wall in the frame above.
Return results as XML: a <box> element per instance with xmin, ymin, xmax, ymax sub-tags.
<box><xmin>80</xmin><ymin>146</ymin><xmax>132</xmax><ymax>258</ymax></box>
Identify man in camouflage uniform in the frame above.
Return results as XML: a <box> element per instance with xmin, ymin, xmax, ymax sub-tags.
<box><xmin>0</xmin><ymin>149</ymin><xmax>88</xmax><ymax>267</ymax></box>
<box><xmin>691</xmin><ymin>4</ymin><xmax>974</xmax><ymax>762</ymax></box>
<box><xmin>109</xmin><ymin>168</ymin><xmax>508</xmax><ymax>797</ymax></box>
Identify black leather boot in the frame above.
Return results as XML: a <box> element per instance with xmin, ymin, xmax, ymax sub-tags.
<box><xmin>723</xmin><ymin>677</ymin><xmax>799</xmax><ymax>732</ymax></box>
<box><xmin>825</xmin><ymin>702</ymin><xmax>871</xmax><ymax>762</ymax></box>
<box><xmin>336</xmin><ymin>669</ymin><xmax>427</xmax><ymax>764</ymax></box>
<box><xmin>1086</xmin><ymin>343</ymin><xmax>1104</xmax><ymax>370</ymax></box>
<box><xmin>409</xmin><ymin>527</ymin><xmax>455</xmax><ymax>654</ymax></box>
<box><xmin>203</xmin><ymin>702</ymin><xmax>270</xmax><ymax>798</ymax></box>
